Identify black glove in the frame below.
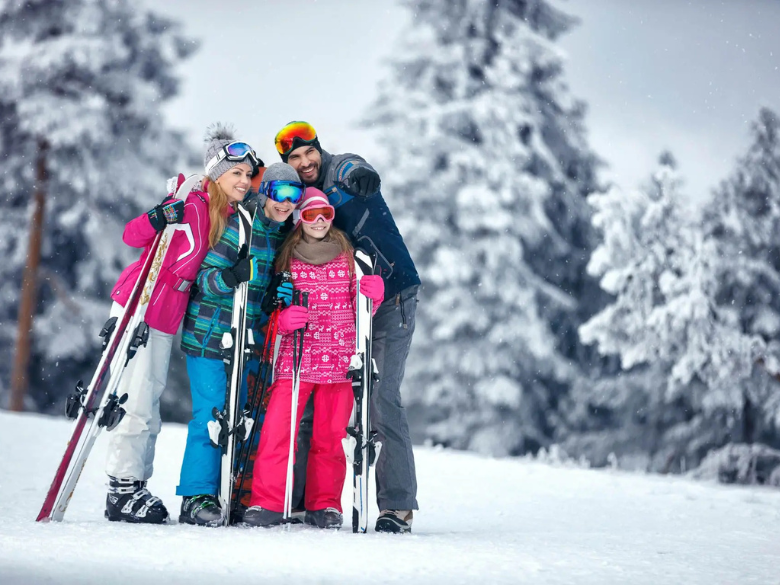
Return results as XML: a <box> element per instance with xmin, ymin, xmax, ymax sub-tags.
<box><xmin>344</xmin><ymin>166</ymin><xmax>381</xmax><ymax>197</ymax></box>
<box><xmin>221</xmin><ymin>245</ymin><xmax>257</xmax><ymax>289</ymax></box>
<box><xmin>147</xmin><ymin>197</ymin><xmax>185</xmax><ymax>232</ymax></box>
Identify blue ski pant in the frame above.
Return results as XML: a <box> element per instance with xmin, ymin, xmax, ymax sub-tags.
<box><xmin>176</xmin><ymin>355</ymin><xmax>253</xmax><ymax>497</ymax></box>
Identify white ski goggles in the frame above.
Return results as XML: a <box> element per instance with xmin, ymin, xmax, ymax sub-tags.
<box><xmin>205</xmin><ymin>141</ymin><xmax>262</xmax><ymax>175</ymax></box>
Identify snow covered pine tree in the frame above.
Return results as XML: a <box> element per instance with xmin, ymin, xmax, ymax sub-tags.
<box><xmin>365</xmin><ymin>0</ymin><xmax>603</xmax><ymax>456</ymax></box>
<box><xmin>700</xmin><ymin>108</ymin><xmax>780</xmax><ymax>447</ymax></box>
<box><xmin>579</xmin><ymin>154</ymin><xmax>764</xmax><ymax>472</ymax></box>
<box><xmin>0</xmin><ymin>0</ymin><xmax>197</xmax><ymax>411</ymax></box>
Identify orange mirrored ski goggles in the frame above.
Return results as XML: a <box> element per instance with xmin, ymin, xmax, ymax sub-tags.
<box><xmin>275</xmin><ymin>121</ymin><xmax>318</xmax><ymax>156</ymax></box>
<box><xmin>300</xmin><ymin>205</ymin><xmax>335</xmax><ymax>224</ymax></box>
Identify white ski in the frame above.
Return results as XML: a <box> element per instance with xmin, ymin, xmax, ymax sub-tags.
<box><xmin>343</xmin><ymin>248</ymin><xmax>382</xmax><ymax>533</ymax></box>
<box><xmin>209</xmin><ymin>198</ymin><xmax>257</xmax><ymax>526</ymax></box>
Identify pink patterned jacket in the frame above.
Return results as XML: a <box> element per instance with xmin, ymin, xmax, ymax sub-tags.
<box><xmin>275</xmin><ymin>253</ymin><xmax>379</xmax><ymax>385</ymax></box>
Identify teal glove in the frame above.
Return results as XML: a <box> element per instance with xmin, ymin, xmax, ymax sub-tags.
<box><xmin>277</xmin><ymin>282</ymin><xmax>293</xmax><ymax>307</ymax></box>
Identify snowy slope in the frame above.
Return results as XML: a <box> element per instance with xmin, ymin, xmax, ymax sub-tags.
<box><xmin>1</xmin><ymin>411</ymin><xmax>778</xmax><ymax>585</ymax></box>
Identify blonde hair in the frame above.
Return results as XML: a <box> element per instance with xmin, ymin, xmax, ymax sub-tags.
<box><xmin>275</xmin><ymin>223</ymin><xmax>355</xmax><ymax>275</ymax></box>
<box><xmin>206</xmin><ymin>178</ymin><xmax>230</xmax><ymax>248</ymax></box>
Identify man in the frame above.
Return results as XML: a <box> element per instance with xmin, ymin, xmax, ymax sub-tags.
<box><xmin>273</xmin><ymin>121</ymin><xmax>420</xmax><ymax>533</ymax></box>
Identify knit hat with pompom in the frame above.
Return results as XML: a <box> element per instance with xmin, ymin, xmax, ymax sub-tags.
<box><xmin>203</xmin><ymin>123</ymin><xmax>258</xmax><ymax>181</ymax></box>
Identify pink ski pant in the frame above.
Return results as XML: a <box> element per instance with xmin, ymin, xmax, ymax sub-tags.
<box><xmin>250</xmin><ymin>379</ymin><xmax>353</xmax><ymax>512</ymax></box>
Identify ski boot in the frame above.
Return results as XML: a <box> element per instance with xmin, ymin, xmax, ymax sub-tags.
<box><xmin>105</xmin><ymin>476</ymin><xmax>169</xmax><ymax>524</ymax></box>
<box><xmin>304</xmin><ymin>507</ymin><xmax>343</xmax><ymax>530</ymax></box>
<box><xmin>289</xmin><ymin>507</ymin><xmax>306</xmax><ymax>524</ymax></box>
<box><xmin>179</xmin><ymin>495</ymin><xmax>222</xmax><ymax>527</ymax></box>
<box><xmin>242</xmin><ymin>506</ymin><xmax>285</xmax><ymax>528</ymax></box>
<box><xmin>375</xmin><ymin>509</ymin><xmax>413</xmax><ymax>534</ymax></box>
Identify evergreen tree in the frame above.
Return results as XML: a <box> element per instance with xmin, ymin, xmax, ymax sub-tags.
<box><xmin>578</xmin><ymin>155</ymin><xmax>763</xmax><ymax>470</ymax></box>
<box><xmin>365</xmin><ymin>0</ymin><xmax>602</xmax><ymax>456</ymax></box>
<box><xmin>701</xmin><ymin>108</ymin><xmax>780</xmax><ymax>445</ymax></box>
<box><xmin>703</xmin><ymin>109</ymin><xmax>780</xmax><ymax>356</ymax></box>
<box><xmin>0</xmin><ymin>0</ymin><xmax>197</xmax><ymax>411</ymax></box>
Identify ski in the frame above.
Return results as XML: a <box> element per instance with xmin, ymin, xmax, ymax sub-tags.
<box><xmin>36</xmin><ymin>174</ymin><xmax>203</xmax><ymax>522</ymax></box>
<box><xmin>230</xmin><ymin>271</ymin><xmax>291</xmax><ymax>524</ymax></box>
<box><xmin>343</xmin><ymin>248</ymin><xmax>381</xmax><ymax>533</ymax></box>
<box><xmin>208</xmin><ymin>198</ymin><xmax>257</xmax><ymax>526</ymax></box>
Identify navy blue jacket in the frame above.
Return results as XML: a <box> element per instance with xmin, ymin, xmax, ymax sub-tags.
<box><xmin>314</xmin><ymin>150</ymin><xmax>420</xmax><ymax>301</ymax></box>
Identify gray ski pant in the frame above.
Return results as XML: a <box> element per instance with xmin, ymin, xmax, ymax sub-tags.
<box><xmin>105</xmin><ymin>302</ymin><xmax>172</xmax><ymax>481</ymax></box>
<box><xmin>293</xmin><ymin>285</ymin><xmax>419</xmax><ymax>512</ymax></box>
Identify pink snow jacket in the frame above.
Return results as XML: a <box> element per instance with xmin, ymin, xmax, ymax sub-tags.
<box><xmin>110</xmin><ymin>189</ymin><xmax>215</xmax><ymax>335</ymax></box>
<box><xmin>275</xmin><ymin>253</ymin><xmax>380</xmax><ymax>385</ymax></box>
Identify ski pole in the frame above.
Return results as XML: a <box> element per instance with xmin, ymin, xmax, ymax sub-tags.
<box><xmin>231</xmin><ymin>306</ymin><xmax>281</xmax><ymax>514</ymax></box>
<box><xmin>283</xmin><ymin>291</ymin><xmax>307</xmax><ymax>520</ymax></box>
<box><xmin>283</xmin><ymin>291</ymin><xmax>300</xmax><ymax>520</ymax></box>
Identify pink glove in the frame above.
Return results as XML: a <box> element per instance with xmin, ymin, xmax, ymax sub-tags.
<box><xmin>359</xmin><ymin>275</ymin><xmax>385</xmax><ymax>304</ymax></box>
<box><xmin>278</xmin><ymin>305</ymin><xmax>309</xmax><ymax>333</ymax></box>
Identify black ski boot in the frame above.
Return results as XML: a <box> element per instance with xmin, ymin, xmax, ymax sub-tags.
<box><xmin>105</xmin><ymin>476</ymin><xmax>169</xmax><ymax>524</ymax></box>
<box><xmin>179</xmin><ymin>495</ymin><xmax>222</xmax><ymax>527</ymax></box>
<box><xmin>290</xmin><ymin>507</ymin><xmax>306</xmax><ymax>524</ymax></box>
<box><xmin>304</xmin><ymin>507</ymin><xmax>343</xmax><ymax>530</ymax></box>
<box><xmin>242</xmin><ymin>506</ymin><xmax>285</xmax><ymax>528</ymax></box>
<box><xmin>375</xmin><ymin>509</ymin><xmax>413</xmax><ymax>534</ymax></box>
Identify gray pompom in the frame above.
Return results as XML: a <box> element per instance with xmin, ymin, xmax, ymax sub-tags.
<box><xmin>204</xmin><ymin>122</ymin><xmax>235</xmax><ymax>144</ymax></box>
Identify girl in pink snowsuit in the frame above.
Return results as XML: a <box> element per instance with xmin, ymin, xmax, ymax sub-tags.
<box><xmin>244</xmin><ymin>188</ymin><xmax>384</xmax><ymax>529</ymax></box>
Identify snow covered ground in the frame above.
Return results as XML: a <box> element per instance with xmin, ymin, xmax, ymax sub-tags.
<box><xmin>1</xmin><ymin>410</ymin><xmax>779</xmax><ymax>584</ymax></box>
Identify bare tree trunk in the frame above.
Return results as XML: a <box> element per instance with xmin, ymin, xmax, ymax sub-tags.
<box><xmin>9</xmin><ymin>138</ymin><xmax>48</xmax><ymax>412</ymax></box>
<box><xmin>742</xmin><ymin>389</ymin><xmax>756</xmax><ymax>445</ymax></box>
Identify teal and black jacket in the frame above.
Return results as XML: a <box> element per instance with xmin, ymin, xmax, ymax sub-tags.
<box><xmin>181</xmin><ymin>203</ymin><xmax>288</xmax><ymax>360</ymax></box>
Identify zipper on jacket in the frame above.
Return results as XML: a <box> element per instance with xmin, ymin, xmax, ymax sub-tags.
<box><xmin>202</xmin><ymin>306</ymin><xmax>221</xmax><ymax>348</ymax></box>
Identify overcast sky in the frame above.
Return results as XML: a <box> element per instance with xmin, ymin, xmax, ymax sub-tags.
<box><xmin>553</xmin><ymin>0</ymin><xmax>780</xmax><ymax>199</ymax></box>
<box><xmin>149</xmin><ymin>0</ymin><xmax>780</xmax><ymax>200</ymax></box>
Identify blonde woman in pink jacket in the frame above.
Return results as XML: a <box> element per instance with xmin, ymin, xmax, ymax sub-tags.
<box><xmin>104</xmin><ymin>128</ymin><xmax>261</xmax><ymax>524</ymax></box>
<box><xmin>243</xmin><ymin>188</ymin><xmax>384</xmax><ymax>529</ymax></box>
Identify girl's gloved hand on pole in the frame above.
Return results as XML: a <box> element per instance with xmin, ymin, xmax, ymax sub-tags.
<box><xmin>278</xmin><ymin>305</ymin><xmax>309</xmax><ymax>333</ymax></box>
<box><xmin>359</xmin><ymin>274</ymin><xmax>385</xmax><ymax>304</ymax></box>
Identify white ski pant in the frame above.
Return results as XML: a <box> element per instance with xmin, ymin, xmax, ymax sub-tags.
<box><xmin>105</xmin><ymin>302</ymin><xmax>173</xmax><ymax>481</ymax></box>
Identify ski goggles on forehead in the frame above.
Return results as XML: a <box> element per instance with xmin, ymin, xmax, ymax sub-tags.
<box><xmin>262</xmin><ymin>180</ymin><xmax>305</xmax><ymax>204</ymax></box>
<box><xmin>205</xmin><ymin>141</ymin><xmax>262</xmax><ymax>174</ymax></box>
<box><xmin>300</xmin><ymin>205</ymin><xmax>335</xmax><ymax>224</ymax></box>
<box><xmin>274</xmin><ymin>121</ymin><xmax>317</xmax><ymax>156</ymax></box>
